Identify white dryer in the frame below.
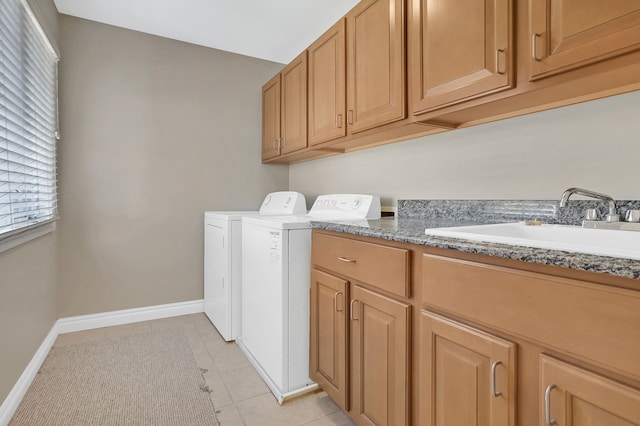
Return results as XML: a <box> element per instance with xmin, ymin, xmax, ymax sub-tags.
<box><xmin>203</xmin><ymin>191</ymin><xmax>306</xmax><ymax>341</ymax></box>
<box><xmin>238</xmin><ymin>194</ymin><xmax>381</xmax><ymax>403</ymax></box>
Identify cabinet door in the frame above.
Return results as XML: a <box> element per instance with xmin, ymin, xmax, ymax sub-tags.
<box><xmin>540</xmin><ymin>355</ymin><xmax>640</xmax><ymax>426</ymax></box>
<box><xmin>281</xmin><ymin>51</ymin><xmax>308</xmax><ymax>155</ymax></box>
<box><xmin>530</xmin><ymin>1</ymin><xmax>640</xmax><ymax>80</ymax></box>
<box><xmin>347</xmin><ymin>0</ymin><xmax>405</xmax><ymax>133</ymax></box>
<box><xmin>409</xmin><ymin>0</ymin><xmax>513</xmax><ymax>115</ymax></box>
<box><xmin>308</xmin><ymin>19</ymin><xmax>346</xmax><ymax>146</ymax></box>
<box><xmin>310</xmin><ymin>269</ymin><xmax>349</xmax><ymax>410</ymax></box>
<box><xmin>261</xmin><ymin>73</ymin><xmax>281</xmax><ymax>160</ymax></box>
<box><xmin>420</xmin><ymin>311</ymin><xmax>516</xmax><ymax>426</ymax></box>
<box><xmin>351</xmin><ymin>285</ymin><xmax>410</xmax><ymax>426</ymax></box>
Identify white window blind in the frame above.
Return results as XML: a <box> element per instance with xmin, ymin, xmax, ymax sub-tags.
<box><xmin>0</xmin><ymin>0</ymin><xmax>59</xmax><ymax>238</ymax></box>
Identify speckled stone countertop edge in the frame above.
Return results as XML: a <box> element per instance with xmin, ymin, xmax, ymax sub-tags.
<box><xmin>311</xmin><ymin>220</ymin><xmax>640</xmax><ymax>281</ymax></box>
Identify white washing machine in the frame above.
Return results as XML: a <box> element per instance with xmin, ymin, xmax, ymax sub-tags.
<box><xmin>238</xmin><ymin>194</ymin><xmax>381</xmax><ymax>403</ymax></box>
<box><xmin>203</xmin><ymin>191</ymin><xmax>306</xmax><ymax>341</ymax></box>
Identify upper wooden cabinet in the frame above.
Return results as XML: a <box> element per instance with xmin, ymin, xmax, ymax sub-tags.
<box><xmin>308</xmin><ymin>20</ymin><xmax>347</xmax><ymax>146</ymax></box>
<box><xmin>261</xmin><ymin>74</ymin><xmax>281</xmax><ymax>161</ymax></box>
<box><xmin>262</xmin><ymin>0</ymin><xmax>640</xmax><ymax>163</ymax></box>
<box><xmin>308</xmin><ymin>0</ymin><xmax>406</xmax><ymax>145</ymax></box>
<box><xmin>409</xmin><ymin>0</ymin><xmax>514</xmax><ymax>115</ymax></box>
<box><xmin>281</xmin><ymin>51</ymin><xmax>308</xmax><ymax>155</ymax></box>
<box><xmin>347</xmin><ymin>0</ymin><xmax>406</xmax><ymax>133</ymax></box>
<box><xmin>529</xmin><ymin>0</ymin><xmax>640</xmax><ymax>80</ymax></box>
<box><xmin>261</xmin><ymin>51</ymin><xmax>308</xmax><ymax>161</ymax></box>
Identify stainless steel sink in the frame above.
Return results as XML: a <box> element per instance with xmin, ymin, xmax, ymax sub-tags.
<box><xmin>424</xmin><ymin>222</ymin><xmax>640</xmax><ymax>259</ymax></box>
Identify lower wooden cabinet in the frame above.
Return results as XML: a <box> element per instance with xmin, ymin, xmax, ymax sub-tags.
<box><xmin>311</xmin><ymin>231</ymin><xmax>412</xmax><ymax>426</ymax></box>
<box><xmin>420</xmin><ymin>311</ymin><xmax>516</xmax><ymax>426</ymax></box>
<box><xmin>351</xmin><ymin>285</ymin><xmax>410</xmax><ymax>426</ymax></box>
<box><xmin>311</xmin><ymin>229</ymin><xmax>640</xmax><ymax>425</ymax></box>
<box><xmin>310</xmin><ymin>269</ymin><xmax>349</xmax><ymax>410</ymax></box>
<box><xmin>310</xmin><ymin>268</ymin><xmax>411</xmax><ymax>425</ymax></box>
<box><xmin>540</xmin><ymin>355</ymin><xmax>640</xmax><ymax>426</ymax></box>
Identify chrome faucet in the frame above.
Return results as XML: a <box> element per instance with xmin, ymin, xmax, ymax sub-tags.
<box><xmin>559</xmin><ymin>187</ymin><xmax>619</xmax><ymax>222</ymax></box>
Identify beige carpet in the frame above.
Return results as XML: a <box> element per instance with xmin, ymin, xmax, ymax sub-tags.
<box><xmin>10</xmin><ymin>327</ymin><xmax>220</xmax><ymax>425</ymax></box>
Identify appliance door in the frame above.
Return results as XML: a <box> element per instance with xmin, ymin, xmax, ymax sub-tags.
<box><xmin>204</xmin><ymin>219</ymin><xmax>232</xmax><ymax>340</ymax></box>
<box><xmin>242</xmin><ymin>221</ymin><xmax>287</xmax><ymax>390</ymax></box>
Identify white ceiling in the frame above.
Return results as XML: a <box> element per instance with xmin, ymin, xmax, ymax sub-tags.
<box><xmin>53</xmin><ymin>0</ymin><xmax>359</xmax><ymax>64</ymax></box>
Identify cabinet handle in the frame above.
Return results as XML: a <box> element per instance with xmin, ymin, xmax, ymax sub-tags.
<box><xmin>350</xmin><ymin>299</ymin><xmax>359</xmax><ymax>321</ymax></box>
<box><xmin>532</xmin><ymin>33</ymin><xmax>543</xmax><ymax>61</ymax></box>
<box><xmin>336</xmin><ymin>114</ymin><xmax>343</xmax><ymax>128</ymax></box>
<box><xmin>347</xmin><ymin>109</ymin><xmax>353</xmax><ymax>125</ymax></box>
<box><xmin>490</xmin><ymin>360</ymin><xmax>503</xmax><ymax>397</ymax></box>
<box><xmin>544</xmin><ymin>384</ymin><xmax>557</xmax><ymax>425</ymax></box>
<box><xmin>334</xmin><ymin>291</ymin><xmax>343</xmax><ymax>312</ymax></box>
<box><xmin>496</xmin><ymin>49</ymin><xmax>506</xmax><ymax>75</ymax></box>
<box><xmin>338</xmin><ymin>256</ymin><xmax>356</xmax><ymax>263</ymax></box>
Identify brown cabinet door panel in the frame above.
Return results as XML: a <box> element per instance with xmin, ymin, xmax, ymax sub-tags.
<box><xmin>310</xmin><ymin>269</ymin><xmax>349</xmax><ymax>410</ymax></box>
<box><xmin>351</xmin><ymin>285</ymin><xmax>410</xmax><ymax>426</ymax></box>
<box><xmin>261</xmin><ymin>74</ymin><xmax>281</xmax><ymax>160</ymax></box>
<box><xmin>410</xmin><ymin>0</ymin><xmax>513</xmax><ymax>114</ymax></box>
<box><xmin>281</xmin><ymin>51</ymin><xmax>308</xmax><ymax>154</ymax></box>
<box><xmin>540</xmin><ymin>355</ymin><xmax>640</xmax><ymax>426</ymax></box>
<box><xmin>530</xmin><ymin>0</ymin><xmax>640</xmax><ymax>80</ymax></box>
<box><xmin>420</xmin><ymin>311</ymin><xmax>516</xmax><ymax>426</ymax></box>
<box><xmin>308</xmin><ymin>20</ymin><xmax>347</xmax><ymax>145</ymax></box>
<box><xmin>347</xmin><ymin>0</ymin><xmax>406</xmax><ymax>133</ymax></box>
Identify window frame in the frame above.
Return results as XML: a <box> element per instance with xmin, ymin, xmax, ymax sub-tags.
<box><xmin>0</xmin><ymin>0</ymin><xmax>60</xmax><ymax>252</ymax></box>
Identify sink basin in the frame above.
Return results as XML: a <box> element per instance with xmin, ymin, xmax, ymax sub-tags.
<box><xmin>424</xmin><ymin>222</ymin><xmax>640</xmax><ymax>260</ymax></box>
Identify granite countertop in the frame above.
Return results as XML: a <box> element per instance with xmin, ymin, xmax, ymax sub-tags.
<box><xmin>311</xmin><ymin>199</ymin><xmax>640</xmax><ymax>280</ymax></box>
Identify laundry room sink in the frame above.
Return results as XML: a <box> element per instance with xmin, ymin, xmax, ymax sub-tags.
<box><xmin>424</xmin><ymin>221</ymin><xmax>640</xmax><ymax>259</ymax></box>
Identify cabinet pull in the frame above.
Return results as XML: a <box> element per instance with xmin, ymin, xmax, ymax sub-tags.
<box><xmin>338</xmin><ymin>256</ymin><xmax>356</xmax><ymax>263</ymax></box>
<box><xmin>336</xmin><ymin>114</ymin><xmax>343</xmax><ymax>128</ymax></box>
<box><xmin>532</xmin><ymin>33</ymin><xmax>543</xmax><ymax>61</ymax></box>
<box><xmin>334</xmin><ymin>291</ymin><xmax>343</xmax><ymax>312</ymax></box>
<box><xmin>544</xmin><ymin>384</ymin><xmax>557</xmax><ymax>425</ymax></box>
<box><xmin>347</xmin><ymin>109</ymin><xmax>353</xmax><ymax>125</ymax></box>
<box><xmin>496</xmin><ymin>49</ymin><xmax>506</xmax><ymax>75</ymax></box>
<box><xmin>350</xmin><ymin>299</ymin><xmax>359</xmax><ymax>321</ymax></box>
<box><xmin>490</xmin><ymin>360</ymin><xmax>503</xmax><ymax>397</ymax></box>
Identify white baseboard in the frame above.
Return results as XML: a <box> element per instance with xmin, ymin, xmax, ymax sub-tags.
<box><xmin>56</xmin><ymin>299</ymin><xmax>204</xmax><ymax>334</ymax></box>
<box><xmin>0</xmin><ymin>299</ymin><xmax>204</xmax><ymax>425</ymax></box>
<box><xmin>0</xmin><ymin>324</ymin><xmax>58</xmax><ymax>426</ymax></box>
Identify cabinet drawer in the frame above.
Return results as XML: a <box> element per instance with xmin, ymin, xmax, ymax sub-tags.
<box><xmin>313</xmin><ymin>232</ymin><xmax>410</xmax><ymax>298</ymax></box>
<box><xmin>422</xmin><ymin>254</ymin><xmax>640</xmax><ymax>381</ymax></box>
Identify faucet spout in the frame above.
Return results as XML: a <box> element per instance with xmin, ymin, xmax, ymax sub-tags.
<box><xmin>559</xmin><ymin>187</ymin><xmax>619</xmax><ymax>222</ymax></box>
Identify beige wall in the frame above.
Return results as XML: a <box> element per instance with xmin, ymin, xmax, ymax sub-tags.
<box><xmin>0</xmin><ymin>0</ymin><xmax>59</xmax><ymax>404</ymax></box>
<box><xmin>290</xmin><ymin>90</ymin><xmax>640</xmax><ymax>207</ymax></box>
<box><xmin>56</xmin><ymin>16</ymin><xmax>287</xmax><ymax>317</ymax></box>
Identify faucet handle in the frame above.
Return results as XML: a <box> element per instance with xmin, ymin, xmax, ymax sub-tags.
<box><xmin>605</xmin><ymin>213</ymin><xmax>620</xmax><ymax>223</ymax></box>
<box><xmin>625</xmin><ymin>210</ymin><xmax>640</xmax><ymax>222</ymax></box>
<box><xmin>584</xmin><ymin>209</ymin><xmax>598</xmax><ymax>220</ymax></box>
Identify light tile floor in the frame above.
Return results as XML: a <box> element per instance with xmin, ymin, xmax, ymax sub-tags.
<box><xmin>53</xmin><ymin>313</ymin><xmax>356</xmax><ymax>426</ymax></box>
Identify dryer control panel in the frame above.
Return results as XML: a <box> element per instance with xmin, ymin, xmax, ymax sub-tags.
<box><xmin>308</xmin><ymin>194</ymin><xmax>381</xmax><ymax>220</ymax></box>
<box><xmin>259</xmin><ymin>191</ymin><xmax>307</xmax><ymax>216</ymax></box>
